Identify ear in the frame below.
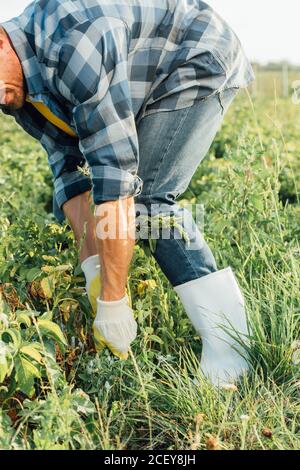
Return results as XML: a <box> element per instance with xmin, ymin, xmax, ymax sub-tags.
<box><xmin>0</xmin><ymin>29</ymin><xmax>5</xmax><ymax>48</ymax></box>
<box><xmin>0</xmin><ymin>29</ymin><xmax>8</xmax><ymax>51</ymax></box>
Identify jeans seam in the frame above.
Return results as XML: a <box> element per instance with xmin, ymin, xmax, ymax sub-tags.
<box><xmin>146</xmin><ymin>105</ymin><xmax>192</xmax><ymax>201</ymax></box>
<box><xmin>218</xmin><ymin>87</ymin><xmax>240</xmax><ymax>116</ymax></box>
<box><xmin>217</xmin><ymin>91</ymin><xmax>225</xmax><ymax>115</ymax></box>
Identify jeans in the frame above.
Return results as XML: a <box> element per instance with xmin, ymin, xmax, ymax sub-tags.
<box><xmin>53</xmin><ymin>87</ymin><xmax>238</xmax><ymax>287</ymax></box>
<box><xmin>135</xmin><ymin>88</ymin><xmax>238</xmax><ymax>287</ymax></box>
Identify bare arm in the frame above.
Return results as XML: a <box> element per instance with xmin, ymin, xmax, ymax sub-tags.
<box><xmin>95</xmin><ymin>197</ymin><xmax>136</xmax><ymax>301</ymax></box>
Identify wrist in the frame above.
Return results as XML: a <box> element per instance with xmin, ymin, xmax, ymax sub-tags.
<box><xmin>97</xmin><ymin>294</ymin><xmax>128</xmax><ymax>307</ymax></box>
<box><xmin>101</xmin><ymin>286</ymin><xmax>127</xmax><ymax>302</ymax></box>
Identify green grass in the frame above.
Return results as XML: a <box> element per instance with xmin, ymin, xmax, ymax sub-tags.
<box><xmin>248</xmin><ymin>68</ymin><xmax>300</xmax><ymax>99</ymax></box>
<box><xmin>0</xmin><ymin>87</ymin><xmax>299</xmax><ymax>450</ymax></box>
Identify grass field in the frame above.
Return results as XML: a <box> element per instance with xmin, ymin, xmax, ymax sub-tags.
<box><xmin>0</xmin><ymin>79</ymin><xmax>299</xmax><ymax>450</ymax></box>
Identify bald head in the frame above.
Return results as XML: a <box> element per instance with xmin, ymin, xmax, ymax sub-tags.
<box><xmin>0</xmin><ymin>26</ymin><xmax>25</xmax><ymax>111</ymax></box>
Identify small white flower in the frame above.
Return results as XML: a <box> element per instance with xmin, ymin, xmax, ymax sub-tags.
<box><xmin>221</xmin><ymin>383</ymin><xmax>238</xmax><ymax>392</ymax></box>
<box><xmin>291</xmin><ymin>341</ymin><xmax>300</xmax><ymax>365</ymax></box>
<box><xmin>292</xmin><ymin>350</ymin><xmax>300</xmax><ymax>366</ymax></box>
<box><xmin>240</xmin><ymin>414</ymin><xmax>250</xmax><ymax>422</ymax></box>
<box><xmin>104</xmin><ymin>381</ymin><xmax>111</xmax><ymax>391</ymax></box>
<box><xmin>291</xmin><ymin>340</ymin><xmax>300</xmax><ymax>351</ymax></box>
<box><xmin>0</xmin><ymin>313</ymin><xmax>9</xmax><ymax>329</ymax></box>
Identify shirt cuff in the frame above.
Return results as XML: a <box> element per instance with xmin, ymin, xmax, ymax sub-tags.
<box><xmin>91</xmin><ymin>166</ymin><xmax>143</xmax><ymax>204</ymax></box>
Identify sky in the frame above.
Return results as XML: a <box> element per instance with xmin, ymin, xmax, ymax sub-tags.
<box><xmin>0</xmin><ymin>0</ymin><xmax>299</xmax><ymax>65</ymax></box>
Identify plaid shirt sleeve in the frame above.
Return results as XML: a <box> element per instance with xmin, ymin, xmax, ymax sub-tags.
<box><xmin>55</xmin><ymin>18</ymin><xmax>143</xmax><ymax>205</ymax></box>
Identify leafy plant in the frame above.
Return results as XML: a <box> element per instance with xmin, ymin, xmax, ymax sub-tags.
<box><xmin>0</xmin><ymin>294</ymin><xmax>67</xmax><ymax>398</ymax></box>
<box><xmin>0</xmin><ymin>80</ymin><xmax>299</xmax><ymax>449</ymax></box>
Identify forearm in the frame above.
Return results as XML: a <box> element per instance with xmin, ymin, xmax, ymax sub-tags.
<box><xmin>95</xmin><ymin>197</ymin><xmax>136</xmax><ymax>301</ymax></box>
<box><xmin>63</xmin><ymin>191</ymin><xmax>98</xmax><ymax>263</ymax></box>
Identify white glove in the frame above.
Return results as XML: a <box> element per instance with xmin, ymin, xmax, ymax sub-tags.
<box><xmin>81</xmin><ymin>255</ymin><xmax>101</xmax><ymax>315</ymax></box>
<box><xmin>93</xmin><ymin>295</ymin><xmax>137</xmax><ymax>360</ymax></box>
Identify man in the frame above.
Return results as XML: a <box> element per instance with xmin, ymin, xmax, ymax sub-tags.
<box><xmin>0</xmin><ymin>0</ymin><xmax>254</xmax><ymax>386</ymax></box>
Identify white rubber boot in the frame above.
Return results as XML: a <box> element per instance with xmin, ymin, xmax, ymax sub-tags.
<box><xmin>174</xmin><ymin>267</ymin><xmax>251</xmax><ymax>387</ymax></box>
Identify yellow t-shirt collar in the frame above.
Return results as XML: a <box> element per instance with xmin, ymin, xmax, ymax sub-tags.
<box><xmin>26</xmin><ymin>96</ymin><xmax>77</xmax><ymax>138</ymax></box>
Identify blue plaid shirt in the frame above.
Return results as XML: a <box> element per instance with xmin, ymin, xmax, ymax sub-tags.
<box><xmin>1</xmin><ymin>0</ymin><xmax>254</xmax><ymax>212</ymax></box>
